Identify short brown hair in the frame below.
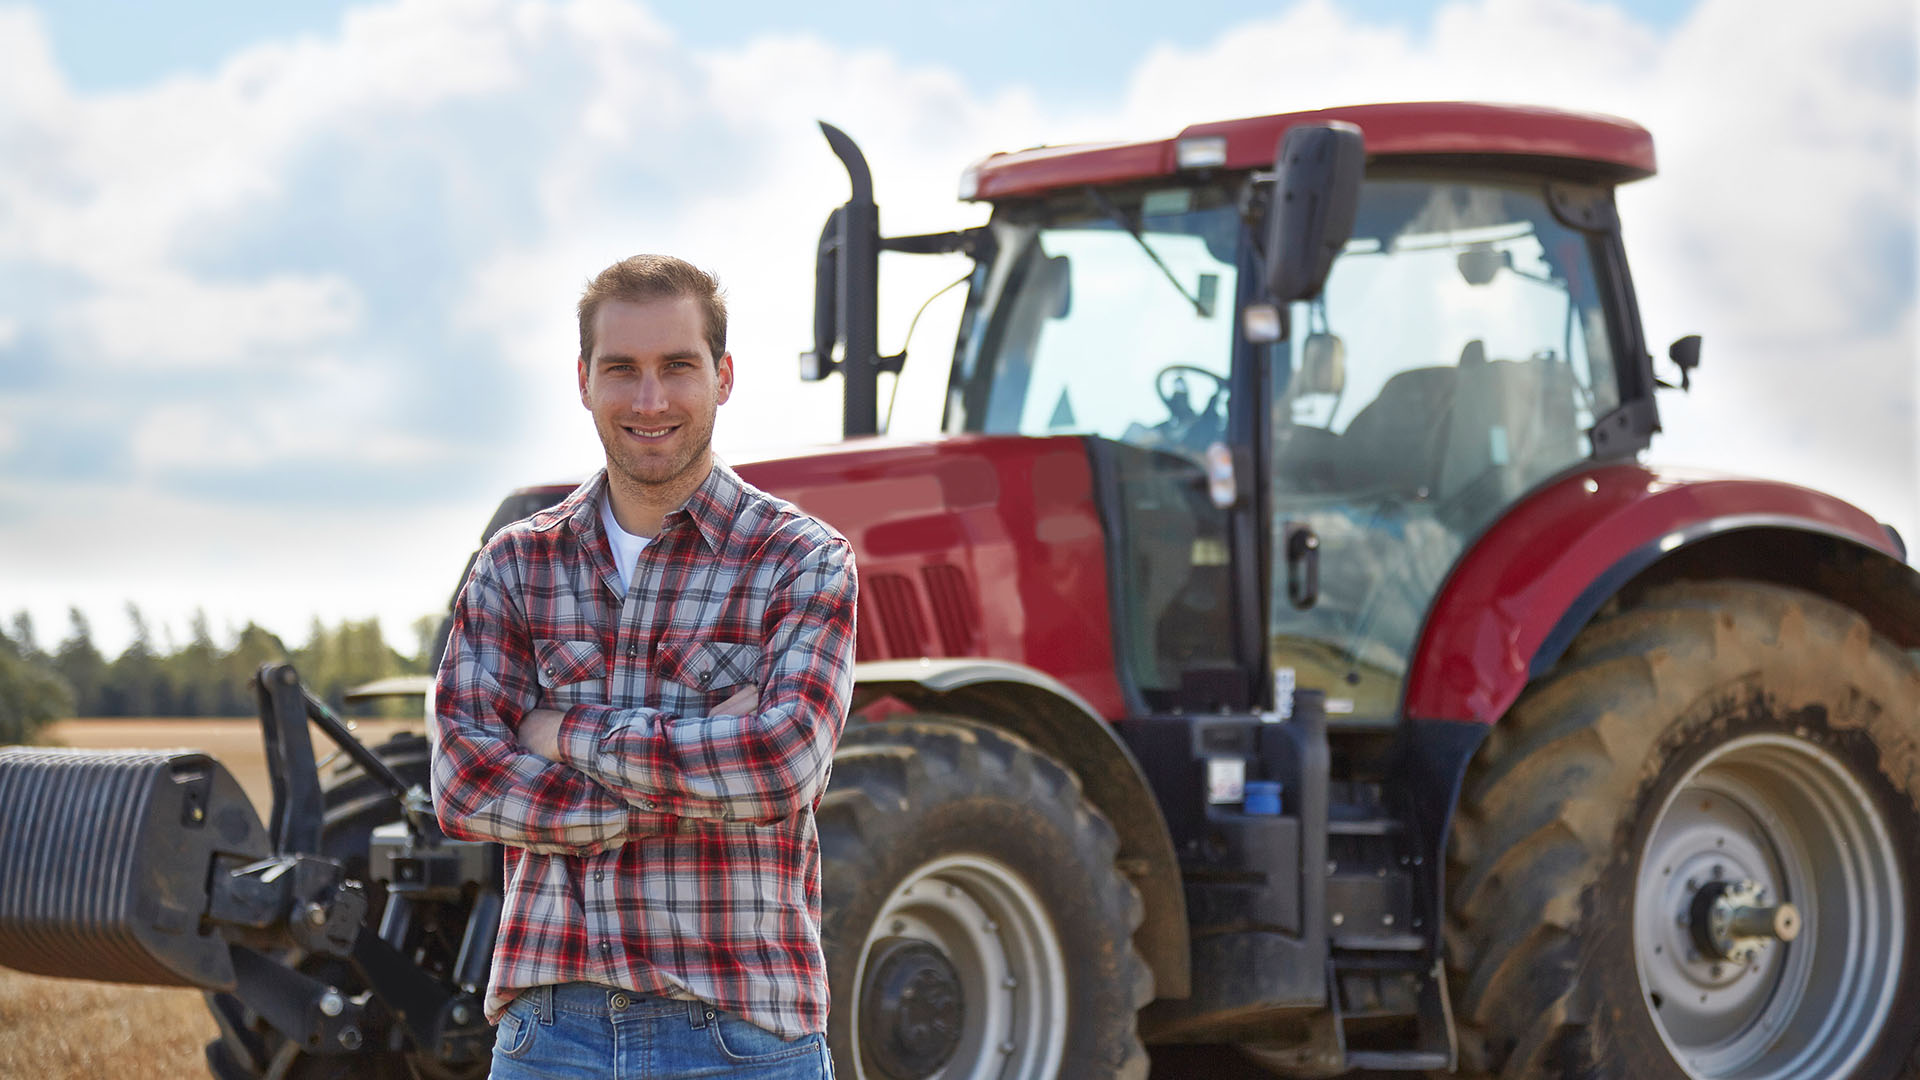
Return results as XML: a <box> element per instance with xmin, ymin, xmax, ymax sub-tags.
<box><xmin>577</xmin><ymin>254</ymin><xmax>728</xmax><ymax>364</ymax></box>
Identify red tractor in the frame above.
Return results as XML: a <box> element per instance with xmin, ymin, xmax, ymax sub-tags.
<box><xmin>747</xmin><ymin>102</ymin><xmax>1920</xmax><ymax>1079</ymax></box>
<box><xmin>4</xmin><ymin>102</ymin><xmax>1916</xmax><ymax>1080</ymax></box>
<box><xmin>464</xmin><ymin>103</ymin><xmax>1920</xmax><ymax>1078</ymax></box>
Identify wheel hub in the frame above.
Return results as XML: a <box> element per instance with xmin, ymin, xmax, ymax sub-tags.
<box><xmin>1689</xmin><ymin>879</ymin><xmax>1800</xmax><ymax>965</ymax></box>
<box><xmin>1632</xmin><ymin>734</ymin><xmax>1904</xmax><ymax>1079</ymax></box>
<box><xmin>858</xmin><ymin>937</ymin><xmax>964</xmax><ymax>1080</ymax></box>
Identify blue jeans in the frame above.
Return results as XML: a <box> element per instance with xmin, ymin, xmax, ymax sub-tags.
<box><xmin>489</xmin><ymin>983</ymin><xmax>833</xmax><ymax>1079</ymax></box>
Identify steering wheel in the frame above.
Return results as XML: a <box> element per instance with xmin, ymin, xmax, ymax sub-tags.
<box><xmin>1152</xmin><ymin>364</ymin><xmax>1230</xmax><ymax>453</ymax></box>
<box><xmin>1154</xmin><ymin>364</ymin><xmax>1228</xmax><ymax>417</ymax></box>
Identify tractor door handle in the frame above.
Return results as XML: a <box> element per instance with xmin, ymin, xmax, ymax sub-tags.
<box><xmin>1286</xmin><ymin>525</ymin><xmax>1320</xmax><ymax>609</ymax></box>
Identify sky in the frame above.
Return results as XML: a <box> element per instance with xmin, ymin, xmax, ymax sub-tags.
<box><xmin>1</xmin><ymin>0</ymin><xmax>1914</xmax><ymax>657</ymax></box>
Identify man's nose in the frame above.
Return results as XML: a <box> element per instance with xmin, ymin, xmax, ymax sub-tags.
<box><xmin>632</xmin><ymin>370</ymin><xmax>670</xmax><ymax>413</ymax></box>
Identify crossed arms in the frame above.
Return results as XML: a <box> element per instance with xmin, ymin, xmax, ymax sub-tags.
<box><xmin>428</xmin><ymin>537</ymin><xmax>858</xmax><ymax>854</ymax></box>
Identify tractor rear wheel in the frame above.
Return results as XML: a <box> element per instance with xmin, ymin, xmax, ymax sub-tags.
<box><xmin>1443</xmin><ymin>581</ymin><xmax>1920</xmax><ymax>1079</ymax></box>
<box><xmin>204</xmin><ymin>730</ymin><xmax>485</xmax><ymax>1080</ymax></box>
<box><xmin>818</xmin><ymin>717</ymin><xmax>1153</xmax><ymax>1080</ymax></box>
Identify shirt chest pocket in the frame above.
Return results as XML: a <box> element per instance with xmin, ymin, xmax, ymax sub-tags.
<box><xmin>533</xmin><ymin>638</ymin><xmax>606</xmax><ymax>706</ymax></box>
<box><xmin>654</xmin><ymin>636</ymin><xmax>762</xmax><ymax>712</ymax></box>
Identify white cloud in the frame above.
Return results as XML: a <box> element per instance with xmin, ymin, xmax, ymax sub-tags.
<box><xmin>77</xmin><ymin>272</ymin><xmax>363</xmax><ymax>368</ymax></box>
<box><xmin>0</xmin><ymin>0</ymin><xmax>1911</xmax><ymax>652</ymax></box>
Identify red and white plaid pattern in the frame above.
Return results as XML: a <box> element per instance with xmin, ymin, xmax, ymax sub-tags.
<box><xmin>429</xmin><ymin>463</ymin><xmax>857</xmax><ymax>1038</ymax></box>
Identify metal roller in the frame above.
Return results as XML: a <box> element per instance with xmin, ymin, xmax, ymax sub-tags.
<box><xmin>0</xmin><ymin>747</ymin><xmax>268</xmax><ymax>989</ymax></box>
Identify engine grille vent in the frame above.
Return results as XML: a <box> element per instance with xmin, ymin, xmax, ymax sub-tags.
<box><xmin>920</xmin><ymin>564</ymin><xmax>979</xmax><ymax>656</ymax></box>
<box><xmin>867</xmin><ymin>572</ymin><xmax>931</xmax><ymax>658</ymax></box>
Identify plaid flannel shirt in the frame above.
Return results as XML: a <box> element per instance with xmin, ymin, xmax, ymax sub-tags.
<box><xmin>428</xmin><ymin>462</ymin><xmax>857</xmax><ymax>1038</ymax></box>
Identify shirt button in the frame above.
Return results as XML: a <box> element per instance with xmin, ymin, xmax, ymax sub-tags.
<box><xmin>595</xmin><ymin>870</ymin><xmax>605</xmax><ymax>881</ymax></box>
<box><xmin>544</xmin><ymin>666</ymin><xmax>556</xmax><ymax>678</ymax></box>
<box><xmin>626</xmin><ymin>645</ymin><xmax>637</xmax><ymax>658</ymax></box>
<box><xmin>642</xmin><ymin>799</ymin><xmax>657</xmax><ymax>810</ymax></box>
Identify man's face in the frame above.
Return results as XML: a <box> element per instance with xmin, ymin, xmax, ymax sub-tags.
<box><xmin>578</xmin><ymin>295</ymin><xmax>733</xmax><ymax>492</ymax></box>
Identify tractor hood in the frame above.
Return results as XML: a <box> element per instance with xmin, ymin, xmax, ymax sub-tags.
<box><xmin>731</xmin><ymin>433</ymin><xmax>1128</xmax><ymax>717</ymax></box>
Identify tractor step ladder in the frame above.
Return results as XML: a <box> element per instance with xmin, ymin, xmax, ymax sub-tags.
<box><xmin>1323</xmin><ymin>779</ymin><xmax>1456</xmax><ymax>1071</ymax></box>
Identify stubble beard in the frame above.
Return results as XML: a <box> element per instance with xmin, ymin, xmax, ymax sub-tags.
<box><xmin>600</xmin><ymin>408</ymin><xmax>716</xmax><ymax>503</ymax></box>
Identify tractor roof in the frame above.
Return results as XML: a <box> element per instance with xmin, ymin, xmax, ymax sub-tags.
<box><xmin>962</xmin><ymin>101</ymin><xmax>1656</xmax><ymax>201</ymax></box>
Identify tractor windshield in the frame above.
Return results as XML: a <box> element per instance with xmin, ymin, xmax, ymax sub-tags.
<box><xmin>1268</xmin><ymin>176</ymin><xmax>1622</xmax><ymax>723</ymax></box>
<box><xmin>945</xmin><ymin>185</ymin><xmax>1242</xmax><ymax>463</ymax></box>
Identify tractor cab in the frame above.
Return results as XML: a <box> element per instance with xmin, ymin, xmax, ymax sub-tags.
<box><xmin>816</xmin><ymin>104</ymin><xmax>1664</xmax><ymax>724</ymax></box>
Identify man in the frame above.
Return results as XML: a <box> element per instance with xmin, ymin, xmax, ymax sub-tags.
<box><xmin>429</xmin><ymin>254</ymin><xmax>855</xmax><ymax>1078</ymax></box>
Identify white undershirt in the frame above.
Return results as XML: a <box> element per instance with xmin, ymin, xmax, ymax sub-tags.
<box><xmin>598</xmin><ymin>490</ymin><xmax>653</xmax><ymax>596</ymax></box>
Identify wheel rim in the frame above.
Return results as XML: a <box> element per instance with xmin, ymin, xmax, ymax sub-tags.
<box><xmin>1633</xmin><ymin>733</ymin><xmax>1905</xmax><ymax>1079</ymax></box>
<box><xmin>851</xmin><ymin>854</ymin><xmax>1067</xmax><ymax>1080</ymax></box>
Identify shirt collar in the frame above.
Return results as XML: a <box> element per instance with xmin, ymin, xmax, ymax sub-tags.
<box><xmin>555</xmin><ymin>461</ymin><xmax>740</xmax><ymax>554</ymax></box>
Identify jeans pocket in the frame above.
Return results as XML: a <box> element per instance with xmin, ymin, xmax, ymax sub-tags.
<box><xmin>494</xmin><ymin>999</ymin><xmax>538</xmax><ymax>1060</ymax></box>
<box><xmin>707</xmin><ymin>1013</ymin><xmax>817</xmax><ymax>1065</ymax></box>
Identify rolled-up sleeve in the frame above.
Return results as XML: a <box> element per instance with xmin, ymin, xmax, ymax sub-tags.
<box><xmin>429</xmin><ymin>548</ymin><xmax>673</xmax><ymax>853</ymax></box>
<box><xmin>553</xmin><ymin>538</ymin><xmax>857</xmax><ymax>825</ymax></box>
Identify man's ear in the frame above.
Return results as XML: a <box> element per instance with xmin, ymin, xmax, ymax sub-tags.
<box><xmin>715</xmin><ymin>352</ymin><xmax>734</xmax><ymax>406</ymax></box>
<box><xmin>577</xmin><ymin>355</ymin><xmax>591</xmax><ymax>407</ymax></box>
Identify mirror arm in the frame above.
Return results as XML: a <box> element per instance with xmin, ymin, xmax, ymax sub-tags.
<box><xmin>881</xmin><ymin>227</ymin><xmax>993</xmax><ymax>258</ymax></box>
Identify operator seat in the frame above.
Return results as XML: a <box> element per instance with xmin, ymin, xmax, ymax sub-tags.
<box><xmin>1335</xmin><ymin>352</ymin><xmax>1460</xmax><ymax>497</ymax></box>
<box><xmin>1437</xmin><ymin>343</ymin><xmax>1581</xmax><ymax>519</ymax></box>
<box><xmin>1272</xmin><ymin>332</ymin><xmax>1347</xmax><ymax>492</ymax></box>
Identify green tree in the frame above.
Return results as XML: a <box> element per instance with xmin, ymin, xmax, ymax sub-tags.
<box><xmin>167</xmin><ymin>609</ymin><xmax>223</xmax><ymax>716</ymax></box>
<box><xmin>220</xmin><ymin>622</ymin><xmax>289</xmax><ymax>716</ymax></box>
<box><xmin>101</xmin><ymin>602</ymin><xmax>167</xmax><ymax>716</ymax></box>
<box><xmin>8</xmin><ymin>610</ymin><xmax>42</xmax><ymax>661</ymax></box>
<box><xmin>0</xmin><ymin>646</ymin><xmax>72</xmax><ymax>744</ymax></box>
<box><xmin>53</xmin><ymin>608</ymin><xmax>107</xmax><ymax>716</ymax></box>
<box><xmin>410</xmin><ymin>614</ymin><xmax>442</xmax><ymax>673</ymax></box>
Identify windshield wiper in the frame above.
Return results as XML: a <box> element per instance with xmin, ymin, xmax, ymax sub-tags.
<box><xmin>1083</xmin><ymin>185</ymin><xmax>1213</xmax><ymax>317</ymax></box>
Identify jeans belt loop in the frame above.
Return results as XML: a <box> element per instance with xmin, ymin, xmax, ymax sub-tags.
<box><xmin>687</xmin><ymin>999</ymin><xmax>713</xmax><ymax>1030</ymax></box>
<box><xmin>532</xmin><ymin>984</ymin><xmax>555</xmax><ymax>1025</ymax></box>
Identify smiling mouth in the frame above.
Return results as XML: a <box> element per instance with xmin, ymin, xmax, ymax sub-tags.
<box><xmin>622</xmin><ymin>423</ymin><xmax>679</xmax><ymax>441</ymax></box>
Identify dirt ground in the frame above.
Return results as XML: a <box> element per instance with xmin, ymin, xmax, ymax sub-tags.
<box><xmin>0</xmin><ymin>717</ymin><xmax>417</xmax><ymax>1080</ymax></box>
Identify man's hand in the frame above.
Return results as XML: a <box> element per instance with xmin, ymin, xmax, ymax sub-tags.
<box><xmin>519</xmin><ymin>688</ymin><xmax>756</xmax><ymax>760</ymax></box>
<box><xmin>715</xmin><ymin>684</ymin><xmax>759</xmax><ymax>716</ymax></box>
<box><xmin>519</xmin><ymin>708</ymin><xmax>565</xmax><ymax>760</ymax></box>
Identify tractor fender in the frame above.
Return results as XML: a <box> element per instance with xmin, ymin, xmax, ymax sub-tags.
<box><xmin>1392</xmin><ymin>466</ymin><xmax>1917</xmax><ymax>955</ymax></box>
<box><xmin>847</xmin><ymin>657</ymin><xmax>1190</xmax><ymax>999</ymax></box>
<box><xmin>1402</xmin><ymin>463</ymin><xmax>1908</xmax><ymax>726</ymax></box>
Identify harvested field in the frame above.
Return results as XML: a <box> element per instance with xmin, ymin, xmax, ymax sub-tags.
<box><xmin>0</xmin><ymin>717</ymin><xmax>420</xmax><ymax>1080</ymax></box>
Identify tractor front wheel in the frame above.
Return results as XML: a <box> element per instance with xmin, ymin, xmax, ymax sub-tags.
<box><xmin>818</xmin><ymin>717</ymin><xmax>1153</xmax><ymax>1080</ymax></box>
<box><xmin>1444</xmin><ymin>581</ymin><xmax>1920</xmax><ymax>1079</ymax></box>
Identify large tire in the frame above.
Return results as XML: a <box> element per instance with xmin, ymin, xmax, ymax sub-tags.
<box><xmin>819</xmin><ymin>717</ymin><xmax>1153</xmax><ymax>1080</ymax></box>
<box><xmin>205</xmin><ymin>731</ymin><xmax>485</xmax><ymax>1080</ymax></box>
<box><xmin>1444</xmin><ymin>581</ymin><xmax>1920</xmax><ymax>1079</ymax></box>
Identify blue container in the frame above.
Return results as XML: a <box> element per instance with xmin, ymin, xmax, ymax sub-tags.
<box><xmin>1243</xmin><ymin>781</ymin><xmax>1282</xmax><ymax>816</ymax></box>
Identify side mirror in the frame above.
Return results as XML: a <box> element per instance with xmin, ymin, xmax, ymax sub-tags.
<box><xmin>1668</xmin><ymin>334</ymin><xmax>1702</xmax><ymax>392</ymax></box>
<box><xmin>1263</xmin><ymin>122</ymin><xmax>1365</xmax><ymax>311</ymax></box>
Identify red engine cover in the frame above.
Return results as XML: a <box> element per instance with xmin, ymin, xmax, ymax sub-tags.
<box><xmin>734</xmin><ymin>435</ymin><xmax>1127</xmax><ymax>718</ymax></box>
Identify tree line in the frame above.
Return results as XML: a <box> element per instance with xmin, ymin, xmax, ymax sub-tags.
<box><xmin>0</xmin><ymin>606</ymin><xmax>441</xmax><ymax>745</ymax></box>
